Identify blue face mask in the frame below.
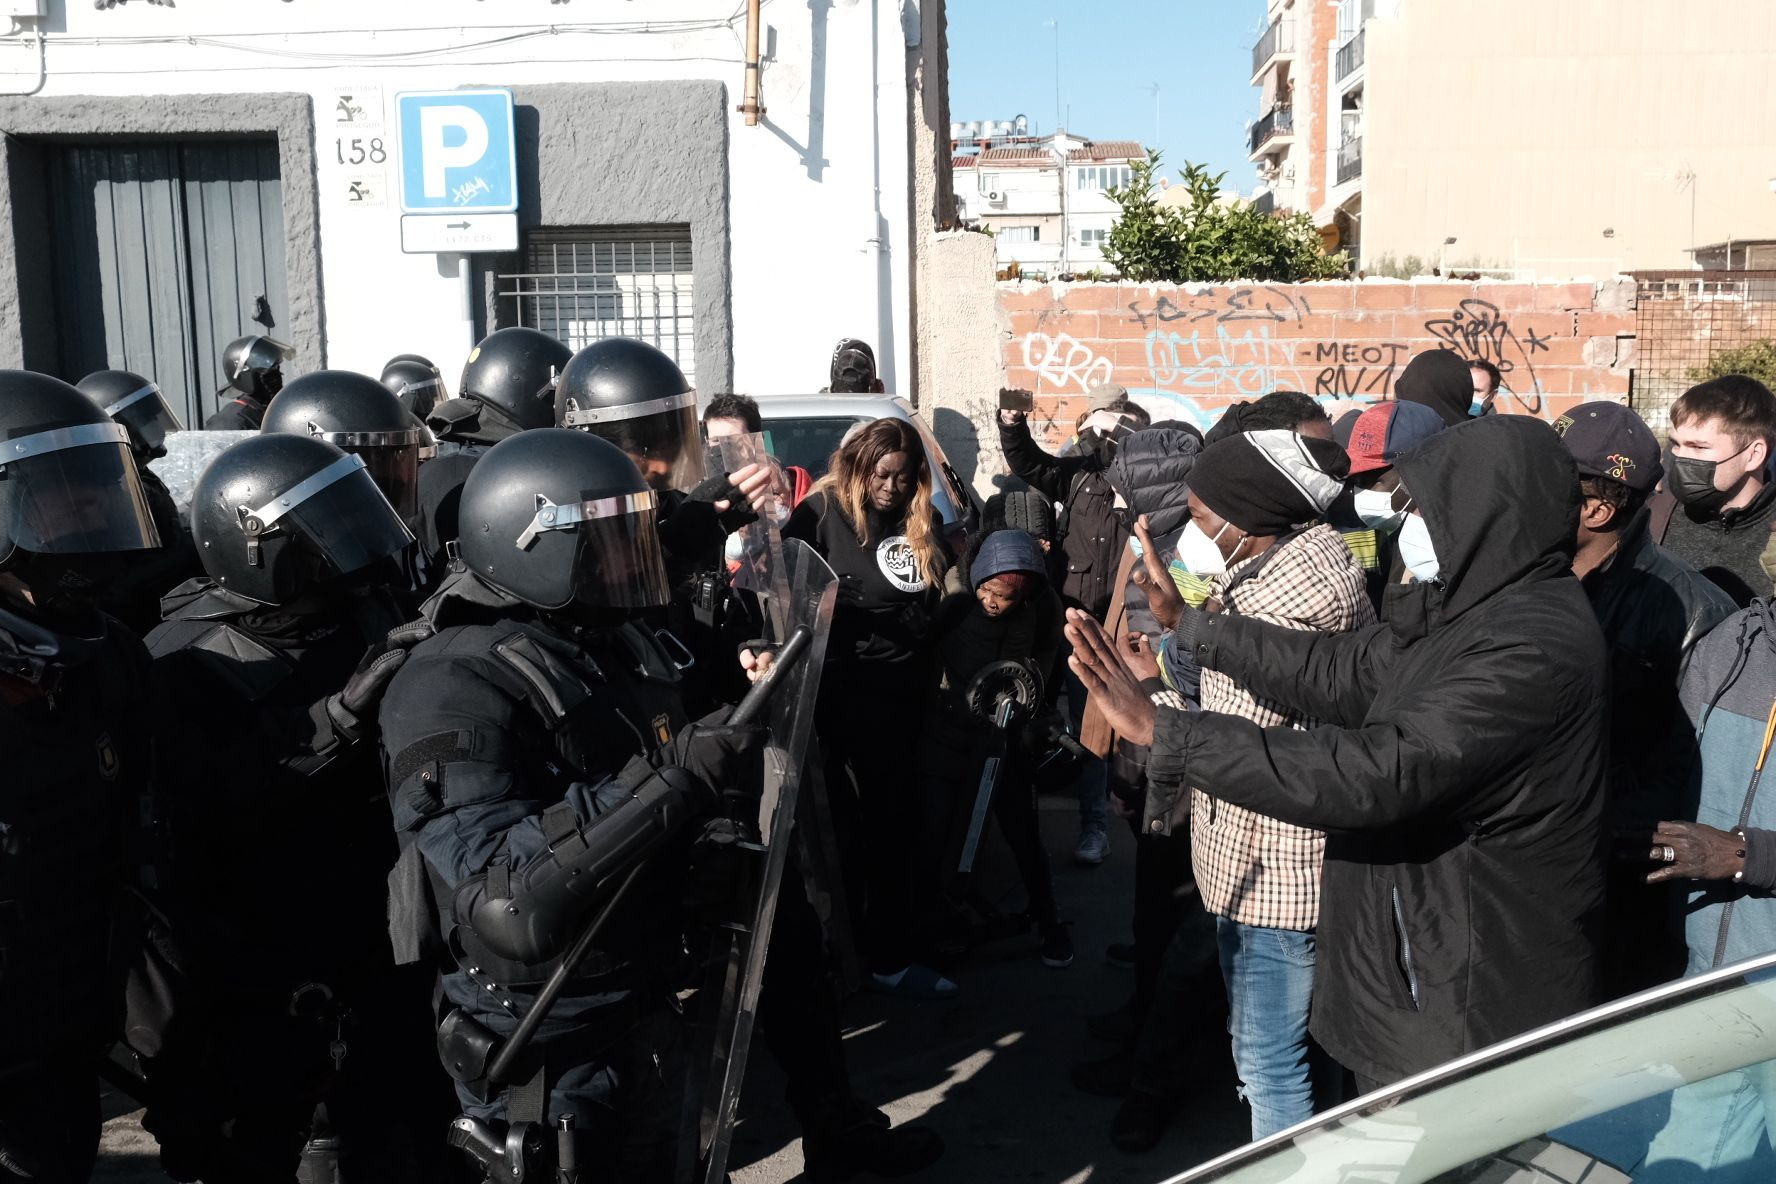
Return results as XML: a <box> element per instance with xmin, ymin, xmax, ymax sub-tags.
<box><xmin>1396</xmin><ymin>513</ymin><xmax>1441</xmax><ymax>582</ymax></box>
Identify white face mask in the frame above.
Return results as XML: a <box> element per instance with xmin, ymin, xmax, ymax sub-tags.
<box><xmin>1352</xmin><ymin>488</ymin><xmax>1406</xmax><ymax>531</ymax></box>
<box><xmin>1176</xmin><ymin>517</ymin><xmax>1241</xmax><ymax>577</ymax></box>
<box><xmin>1396</xmin><ymin>513</ymin><xmax>1441</xmax><ymax>582</ymax></box>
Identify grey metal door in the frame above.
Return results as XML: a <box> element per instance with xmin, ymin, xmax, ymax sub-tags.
<box><xmin>47</xmin><ymin>139</ymin><xmax>288</xmax><ymax>426</ymax></box>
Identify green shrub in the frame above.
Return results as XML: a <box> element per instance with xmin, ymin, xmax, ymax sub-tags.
<box><xmin>1103</xmin><ymin>153</ymin><xmax>1348</xmax><ymax>283</ymax></box>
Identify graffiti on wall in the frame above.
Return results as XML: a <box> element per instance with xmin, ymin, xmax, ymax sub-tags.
<box><xmin>1007</xmin><ymin>288</ymin><xmax>1589</xmax><ymax>444</ymax></box>
<box><xmin>1021</xmin><ymin>332</ymin><xmax>1113</xmax><ymax>393</ymax></box>
<box><xmin>1422</xmin><ymin>299</ymin><xmax>1547</xmax><ymax>414</ymax></box>
<box><xmin>1126</xmin><ymin>285</ymin><xmax>1315</xmax><ymax>329</ymax></box>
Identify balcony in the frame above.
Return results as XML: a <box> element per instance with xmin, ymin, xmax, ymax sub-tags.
<box><xmin>1247</xmin><ymin>106</ymin><xmax>1295</xmax><ymax>158</ymax></box>
<box><xmin>1336</xmin><ymin>29</ymin><xmax>1365</xmax><ymax>82</ymax></box>
<box><xmin>1337</xmin><ymin>136</ymin><xmax>1363</xmax><ymax>186</ymax></box>
<box><xmin>1251</xmin><ymin>18</ymin><xmax>1294</xmax><ymax>82</ymax></box>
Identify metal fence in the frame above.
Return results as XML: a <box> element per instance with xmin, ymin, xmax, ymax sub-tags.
<box><xmin>1251</xmin><ymin>18</ymin><xmax>1293</xmax><ymax>78</ymax></box>
<box><xmin>498</xmin><ymin>226</ymin><xmax>696</xmax><ymax>381</ymax></box>
<box><xmin>1631</xmin><ymin>271</ymin><xmax>1776</xmax><ymax>435</ymax></box>
<box><xmin>1248</xmin><ymin>106</ymin><xmax>1294</xmax><ymax>155</ymax></box>
<box><xmin>1337</xmin><ymin>136</ymin><xmax>1363</xmax><ymax>186</ymax></box>
<box><xmin>1336</xmin><ymin>29</ymin><xmax>1365</xmax><ymax>82</ymax></box>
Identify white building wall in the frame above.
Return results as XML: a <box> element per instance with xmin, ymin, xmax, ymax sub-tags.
<box><xmin>0</xmin><ymin>0</ymin><xmax>921</xmax><ymax>395</ymax></box>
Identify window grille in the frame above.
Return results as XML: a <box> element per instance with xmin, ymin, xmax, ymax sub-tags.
<box><xmin>498</xmin><ymin>226</ymin><xmax>695</xmax><ymax>381</ymax></box>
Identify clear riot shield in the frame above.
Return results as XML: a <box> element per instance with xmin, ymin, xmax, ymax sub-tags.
<box><xmin>688</xmin><ymin>533</ymin><xmax>838</xmax><ymax>1184</ymax></box>
<box><xmin>706</xmin><ymin>432</ymin><xmax>789</xmax><ymax>600</ymax></box>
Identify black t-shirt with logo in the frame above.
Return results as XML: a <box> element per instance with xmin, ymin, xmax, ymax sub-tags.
<box><xmin>784</xmin><ymin>490</ymin><xmax>951</xmax><ymax>673</ymax></box>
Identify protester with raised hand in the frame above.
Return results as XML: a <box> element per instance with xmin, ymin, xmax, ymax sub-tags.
<box><xmin>1097</xmin><ymin>429</ymin><xmax>1370</xmax><ymax>1149</ymax></box>
<box><xmin>1067</xmin><ymin>415</ymin><xmax>1610</xmax><ymax>1095</ymax></box>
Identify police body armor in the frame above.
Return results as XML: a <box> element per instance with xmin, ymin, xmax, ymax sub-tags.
<box><xmin>0</xmin><ymin>608</ymin><xmax>152</xmax><ymax>1073</ymax></box>
<box><xmin>387</xmin><ymin>605</ymin><xmax>690</xmax><ymax>995</ymax></box>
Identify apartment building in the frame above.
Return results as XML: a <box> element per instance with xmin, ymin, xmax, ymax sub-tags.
<box><xmin>951</xmin><ymin>124</ymin><xmax>1144</xmax><ymax>278</ymax></box>
<box><xmin>1259</xmin><ymin>0</ymin><xmax>1776</xmax><ymax>276</ymax></box>
<box><xmin>1247</xmin><ymin>0</ymin><xmax>1337</xmax><ymax>220</ymax></box>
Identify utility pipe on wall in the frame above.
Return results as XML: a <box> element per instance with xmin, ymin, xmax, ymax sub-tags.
<box><xmin>737</xmin><ymin>0</ymin><xmax>764</xmax><ymax>126</ymax></box>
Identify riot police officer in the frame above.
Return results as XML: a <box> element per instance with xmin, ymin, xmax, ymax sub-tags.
<box><xmin>204</xmin><ymin>334</ymin><xmax>294</xmax><ymax>430</ymax></box>
<box><xmin>0</xmin><ymin>371</ymin><xmax>161</xmax><ymax>1180</ymax></box>
<box><xmin>556</xmin><ymin>343</ymin><xmax>945</xmax><ymax>1180</ymax></box>
<box><xmin>416</xmin><ymin>326</ymin><xmax>572</xmax><ymax>577</ymax></box>
<box><xmin>134</xmin><ymin>432</ymin><xmax>451</xmax><ymax>1182</ymax></box>
<box><xmin>261</xmin><ymin>370</ymin><xmax>432</xmax><ymax>523</ymax></box>
<box><xmin>381</xmin><ymin>354</ymin><xmax>446</xmax><ymax>422</ymax></box>
<box><xmin>554</xmin><ymin>339</ymin><xmax>772</xmax><ymax>691</ymax></box>
<box><xmin>75</xmin><ymin>369</ymin><xmax>200</xmax><ymax>633</ymax></box>
<box><xmin>379</xmin><ymin>428</ymin><xmax>760</xmax><ymax>1182</ymax></box>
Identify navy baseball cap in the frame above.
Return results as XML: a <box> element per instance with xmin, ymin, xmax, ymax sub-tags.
<box><xmin>1553</xmin><ymin>402</ymin><xmax>1663</xmax><ymax>493</ymax></box>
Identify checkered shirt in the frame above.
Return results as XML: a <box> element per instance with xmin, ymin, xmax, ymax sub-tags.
<box><xmin>1192</xmin><ymin>523</ymin><xmax>1376</xmax><ymax>932</ymax></box>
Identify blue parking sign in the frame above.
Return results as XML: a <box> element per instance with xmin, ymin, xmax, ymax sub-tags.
<box><xmin>396</xmin><ymin>89</ymin><xmax>518</xmax><ymax>214</ymax></box>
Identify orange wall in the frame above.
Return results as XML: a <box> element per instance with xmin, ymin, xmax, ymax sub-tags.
<box><xmin>1002</xmin><ymin>279</ymin><xmax>1634</xmax><ymax>442</ymax></box>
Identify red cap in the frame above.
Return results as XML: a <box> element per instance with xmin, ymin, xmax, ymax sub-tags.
<box><xmin>1346</xmin><ymin>404</ymin><xmax>1396</xmax><ymax>475</ymax></box>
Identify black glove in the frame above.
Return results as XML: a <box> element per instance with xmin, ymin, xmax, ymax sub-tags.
<box><xmin>326</xmin><ymin>619</ymin><xmax>436</xmax><ymax>742</ymax></box>
<box><xmin>683</xmin><ymin>815</ymin><xmax>762</xmax><ymax>927</ymax></box>
<box><xmin>673</xmin><ymin>707</ymin><xmax>768</xmax><ymax>808</ymax></box>
<box><xmin>687</xmin><ymin>471</ymin><xmax>760</xmax><ymax>533</ymax></box>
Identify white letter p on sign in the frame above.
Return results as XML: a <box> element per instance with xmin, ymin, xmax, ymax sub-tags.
<box><xmin>419</xmin><ymin>106</ymin><xmax>489</xmax><ymax>199</ymax></box>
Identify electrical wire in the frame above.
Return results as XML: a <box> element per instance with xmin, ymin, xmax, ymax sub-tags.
<box><xmin>0</xmin><ymin>0</ymin><xmax>768</xmax><ymax>69</ymax></box>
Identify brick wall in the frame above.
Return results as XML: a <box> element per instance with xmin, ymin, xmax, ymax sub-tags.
<box><xmin>1000</xmin><ymin>279</ymin><xmax>1636</xmax><ymax>448</ymax></box>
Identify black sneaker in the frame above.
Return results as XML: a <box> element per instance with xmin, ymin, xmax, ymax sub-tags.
<box><xmin>1069</xmin><ymin>1049</ymin><xmax>1134</xmax><ymax>1098</ymax></box>
<box><xmin>1105</xmin><ymin>941</ymin><xmax>1136</xmax><ymax>969</ymax></box>
<box><xmin>1110</xmin><ymin>1088</ymin><xmax>1178</xmax><ymax>1153</ymax></box>
<box><xmin>1040</xmin><ymin>922</ymin><xmax>1074</xmax><ymax>968</ymax></box>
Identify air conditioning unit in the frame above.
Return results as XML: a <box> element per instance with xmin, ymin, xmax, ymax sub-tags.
<box><xmin>986</xmin><ymin>190</ymin><xmax>1005</xmax><ymax>204</ymax></box>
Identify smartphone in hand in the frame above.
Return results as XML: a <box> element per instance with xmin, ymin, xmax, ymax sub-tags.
<box><xmin>999</xmin><ymin>388</ymin><xmax>1035</xmax><ymax>413</ymax></box>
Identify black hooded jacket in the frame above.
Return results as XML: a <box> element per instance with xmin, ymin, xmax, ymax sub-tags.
<box><xmin>1149</xmin><ymin>415</ymin><xmax>1608</xmax><ymax>1084</ymax></box>
<box><xmin>999</xmin><ymin>417</ymin><xmax>1123</xmax><ymax>619</ymax></box>
<box><xmin>1107</xmin><ymin>428</ymin><xmax>1201</xmax><ymax>639</ymax></box>
<box><xmin>1394</xmin><ymin>349</ymin><xmax>1475</xmax><ymax>428</ymax></box>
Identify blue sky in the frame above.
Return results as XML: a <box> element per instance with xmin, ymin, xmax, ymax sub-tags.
<box><xmin>945</xmin><ymin>0</ymin><xmax>1262</xmax><ymax>191</ymax></box>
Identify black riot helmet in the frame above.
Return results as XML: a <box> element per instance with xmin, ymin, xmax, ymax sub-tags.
<box><xmin>381</xmin><ymin>354</ymin><xmax>446</xmax><ymax>422</ymax></box>
<box><xmin>190</xmin><ymin>433</ymin><xmax>413</xmax><ymax>606</ymax></box>
<box><xmin>75</xmin><ymin>369</ymin><xmax>186</xmax><ymax>460</ymax></box>
<box><xmin>436</xmin><ymin>327</ymin><xmax>573</xmax><ymax>446</ymax></box>
<box><xmin>456</xmin><ymin>428</ymin><xmax>670</xmax><ymax>612</ymax></box>
<box><xmin>261</xmin><ymin>371</ymin><xmax>431</xmax><ymax>519</ymax></box>
<box><xmin>220</xmin><ymin>334</ymin><xmax>295</xmax><ymax>398</ymax></box>
<box><xmin>0</xmin><ymin>371</ymin><xmax>161</xmax><ymax>571</ymax></box>
<box><xmin>553</xmin><ymin>338</ymin><xmax>704</xmax><ymax>491</ymax></box>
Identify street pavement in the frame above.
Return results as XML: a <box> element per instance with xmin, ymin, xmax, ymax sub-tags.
<box><xmin>95</xmin><ymin>794</ymin><xmax>1251</xmax><ymax>1183</ymax></box>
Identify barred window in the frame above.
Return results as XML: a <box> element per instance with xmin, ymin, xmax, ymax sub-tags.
<box><xmin>498</xmin><ymin>225</ymin><xmax>695</xmax><ymax>382</ymax></box>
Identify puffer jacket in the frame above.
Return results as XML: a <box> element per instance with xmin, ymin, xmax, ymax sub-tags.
<box><xmin>1149</xmin><ymin>415</ymin><xmax>1609</xmax><ymax>1085</ymax></box>
<box><xmin>1107</xmin><ymin>428</ymin><xmax>1201</xmax><ymax>641</ymax></box>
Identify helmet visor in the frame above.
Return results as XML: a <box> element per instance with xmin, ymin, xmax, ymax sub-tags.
<box><xmin>561</xmin><ymin>395</ymin><xmax>707</xmax><ymax>493</ymax></box>
<box><xmin>353</xmin><ymin>445</ymin><xmax>422</xmax><ymax>521</ymax></box>
<box><xmin>254</xmin><ymin>454</ymin><xmax>414</xmax><ymax>580</ymax></box>
<box><xmin>109</xmin><ymin>383</ymin><xmax>185</xmax><ymax>454</ymax></box>
<box><xmin>516</xmin><ymin>490</ymin><xmax>671</xmax><ymax>608</ymax></box>
<box><xmin>0</xmin><ymin>424</ymin><xmax>161</xmax><ymax>553</ymax></box>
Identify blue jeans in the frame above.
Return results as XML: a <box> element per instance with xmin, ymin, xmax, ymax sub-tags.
<box><xmin>1216</xmin><ymin>917</ymin><xmax>1320</xmax><ymax>1140</ymax></box>
<box><xmin>1636</xmin><ymin>1060</ymin><xmax>1776</xmax><ymax>1182</ymax></box>
<box><xmin>1061</xmin><ymin>663</ymin><xmax>1108</xmax><ymax>834</ymax></box>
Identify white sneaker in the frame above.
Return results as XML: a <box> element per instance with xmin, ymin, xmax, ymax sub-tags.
<box><xmin>1074</xmin><ymin>829</ymin><xmax>1110</xmax><ymax>866</ymax></box>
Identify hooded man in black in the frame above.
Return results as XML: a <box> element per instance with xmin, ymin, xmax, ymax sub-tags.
<box><xmin>1067</xmin><ymin>414</ymin><xmax>1609</xmax><ymax>1090</ymax></box>
<box><xmin>1393</xmin><ymin>349</ymin><xmax>1478</xmax><ymax>428</ymax></box>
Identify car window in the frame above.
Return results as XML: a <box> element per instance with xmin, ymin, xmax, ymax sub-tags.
<box><xmin>1166</xmin><ymin>957</ymin><xmax>1776</xmax><ymax>1184</ymax></box>
<box><xmin>759</xmin><ymin>416</ymin><xmax>861</xmax><ymax>480</ymax></box>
